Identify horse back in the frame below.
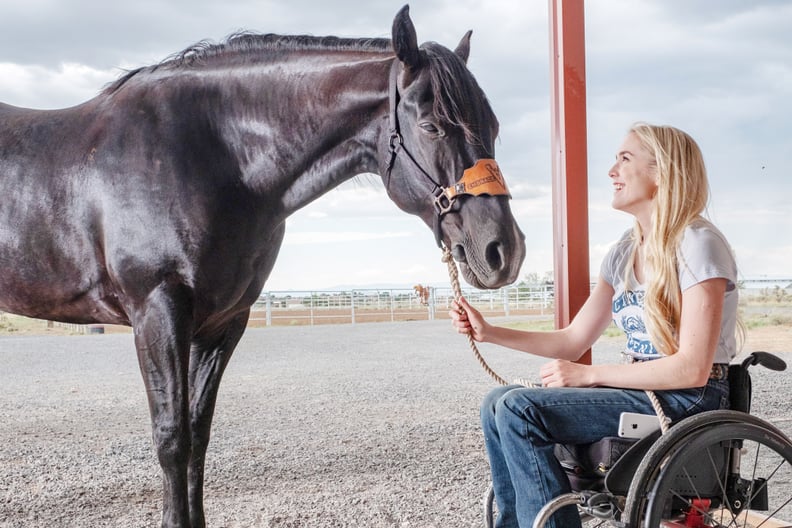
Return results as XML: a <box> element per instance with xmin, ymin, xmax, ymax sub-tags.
<box><xmin>0</xmin><ymin>96</ymin><xmax>277</xmax><ymax>327</ymax></box>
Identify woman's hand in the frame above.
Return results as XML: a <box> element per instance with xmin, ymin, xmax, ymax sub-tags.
<box><xmin>449</xmin><ymin>296</ymin><xmax>489</xmax><ymax>342</ymax></box>
<box><xmin>540</xmin><ymin>359</ymin><xmax>595</xmax><ymax>388</ymax></box>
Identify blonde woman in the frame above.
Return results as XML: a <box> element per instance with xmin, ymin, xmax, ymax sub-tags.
<box><xmin>450</xmin><ymin>123</ymin><xmax>738</xmax><ymax>528</ymax></box>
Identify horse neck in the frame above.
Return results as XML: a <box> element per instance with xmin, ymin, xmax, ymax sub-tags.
<box><xmin>178</xmin><ymin>53</ymin><xmax>393</xmax><ymax>215</ymax></box>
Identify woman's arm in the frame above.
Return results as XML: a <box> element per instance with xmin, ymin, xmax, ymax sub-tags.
<box><xmin>450</xmin><ymin>277</ymin><xmax>616</xmax><ymax>362</ymax></box>
<box><xmin>541</xmin><ymin>277</ymin><xmax>728</xmax><ymax>389</ymax></box>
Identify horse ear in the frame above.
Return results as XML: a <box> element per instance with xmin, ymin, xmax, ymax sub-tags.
<box><xmin>392</xmin><ymin>5</ymin><xmax>421</xmax><ymax>69</ymax></box>
<box><xmin>455</xmin><ymin>30</ymin><xmax>472</xmax><ymax>64</ymax></box>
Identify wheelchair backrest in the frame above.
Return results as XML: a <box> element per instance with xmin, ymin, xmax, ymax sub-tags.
<box><xmin>728</xmin><ymin>364</ymin><xmax>752</xmax><ymax>413</ymax></box>
<box><xmin>729</xmin><ymin>350</ymin><xmax>788</xmax><ymax>414</ymax></box>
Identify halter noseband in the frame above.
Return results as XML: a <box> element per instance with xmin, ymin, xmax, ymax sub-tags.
<box><xmin>384</xmin><ymin>59</ymin><xmax>510</xmax><ymax>247</ymax></box>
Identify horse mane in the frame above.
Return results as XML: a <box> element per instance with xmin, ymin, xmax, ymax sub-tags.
<box><xmin>104</xmin><ymin>32</ymin><xmax>392</xmax><ymax>94</ymax></box>
<box><xmin>171</xmin><ymin>32</ymin><xmax>393</xmax><ymax>64</ymax></box>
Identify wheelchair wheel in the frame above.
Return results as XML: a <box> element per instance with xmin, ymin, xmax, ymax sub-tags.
<box><xmin>484</xmin><ymin>483</ymin><xmax>616</xmax><ymax>528</ymax></box>
<box><xmin>624</xmin><ymin>410</ymin><xmax>792</xmax><ymax>527</ymax></box>
<box><xmin>532</xmin><ymin>492</ymin><xmax>617</xmax><ymax>528</ymax></box>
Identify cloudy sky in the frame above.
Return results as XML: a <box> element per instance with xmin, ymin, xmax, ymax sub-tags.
<box><xmin>1</xmin><ymin>0</ymin><xmax>790</xmax><ymax>291</ymax></box>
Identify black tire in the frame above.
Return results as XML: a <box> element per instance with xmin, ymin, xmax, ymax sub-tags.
<box><xmin>484</xmin><ymin>484</ymin><xmax>495</xmax><ymax>528</ymax></box>
<box><xmin>624</xmin><ymin>411</ymin><xmax>776</xmax><ymax>523</ymax></box>
<box><xmin>624</xmin><ymin>411</ymin><xmax>792</xmax><ymax>527</ymax></box>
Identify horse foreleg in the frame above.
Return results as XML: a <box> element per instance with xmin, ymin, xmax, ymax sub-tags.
<box><xmin>133</xmin><ymin>282</ymin><xmax>195</xmax><ymax>528</ymax></box>
<box><xmin>186</xmin><ymin>311</ymin><xmax>250</xmax><ymax>528</ymax></box>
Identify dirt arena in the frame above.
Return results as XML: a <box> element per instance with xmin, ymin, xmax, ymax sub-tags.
<box><xmin>0</xmin><ymin>320</ymin><xmax>789</xmax><ymax>527</ymax></box>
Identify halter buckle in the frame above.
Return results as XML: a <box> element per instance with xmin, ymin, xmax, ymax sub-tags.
<box><xmin>433</xmin><ymin>188</ymin><xmax>456</xmax><ymax>215</ymax></box>
<box><xmin>388</xmin><ymin>131</ymin><xmax>403</xmax><ymax>153</ymax></box>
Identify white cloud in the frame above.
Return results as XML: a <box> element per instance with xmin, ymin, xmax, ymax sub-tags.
<box><xmin>0</xmin><ymin>62</ymin><xmax>118</xmax><ymax>109</ymax></box>
<box><xmin>734</xmin><ymin>245</ymin><xmax>792</xmax><ymax>278</ymax></box>
<box><xmin>282</xmin><ymin>231</ymin><xmax>413</xmax><ymax>246</ymax></box>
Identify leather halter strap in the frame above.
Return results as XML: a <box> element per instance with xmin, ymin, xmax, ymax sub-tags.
<box><xmin>385</xmin><ymin>60</ymin><xmax>442</xmax><ymax>190</ymax></box>
<box><xmin>435</xmin><ymin>159</ymin><xmax>510</xmax><ymax>214</ymax></box>
<box><xmin>384</xmin><ymin>59</ymin><xmax>510</xmax><ymax>247</ymax></box>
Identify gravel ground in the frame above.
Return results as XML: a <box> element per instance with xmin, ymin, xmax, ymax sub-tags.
<box><xmin>0</xmin><ymin>320</ymin><xmax>789</xmax><ymax>528</ymax></box>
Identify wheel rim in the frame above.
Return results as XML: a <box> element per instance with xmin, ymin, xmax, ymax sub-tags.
<box><xmin>639</xmin><ymin>422</ymin><xmax>792</xmax><ymax>527</ymax></box>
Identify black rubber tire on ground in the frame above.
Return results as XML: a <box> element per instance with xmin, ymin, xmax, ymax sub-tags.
<box><xmin>624</xmin><ymin>410</ymin><xmax>792</xmax><ymax>528</ymax></box>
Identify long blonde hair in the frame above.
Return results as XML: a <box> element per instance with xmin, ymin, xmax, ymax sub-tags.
<box><xmin>626</xmin><ymin>123</ymin><xmax>709</xmax><ymax>355</ymax></box>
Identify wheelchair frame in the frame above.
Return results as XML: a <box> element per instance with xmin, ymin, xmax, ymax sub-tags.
<box><xmin>483</xmin><ymin>351</ymin><xmax>791</xmax><ymax>528</ymax></box>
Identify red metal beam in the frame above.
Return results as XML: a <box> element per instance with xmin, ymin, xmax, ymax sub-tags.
<box><xmin>549</xmin><ymin>0</ymin><xmax>591</xmax><ymax>363</ymax></box>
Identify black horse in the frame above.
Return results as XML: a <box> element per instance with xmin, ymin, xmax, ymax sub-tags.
<box><xmin>0</xmin><ymin>6</ymin><xmax>525</xmax><ymax>527</ymax></box>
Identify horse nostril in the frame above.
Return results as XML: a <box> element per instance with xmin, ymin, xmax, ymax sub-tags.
<box><xmin>485</xmin><ymin>241</ymin><xmax>505</xmax><ymax>271</ymax></box>
<box><xmin>452</xmin><ymin>245</ymin><xmax>467</xmax><ymax>263</ymax></box>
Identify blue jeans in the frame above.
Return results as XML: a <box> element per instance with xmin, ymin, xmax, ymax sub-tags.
<box><xmin>481</xmin><ymin>379</ymin><xmax>730</xmax><ymax>528</ymax></box>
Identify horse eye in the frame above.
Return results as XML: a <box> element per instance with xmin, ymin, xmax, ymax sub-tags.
<box><xmin>419</xmin><ymin>122</ymin><xmax>444</xmax><ymax>136</ymax></box>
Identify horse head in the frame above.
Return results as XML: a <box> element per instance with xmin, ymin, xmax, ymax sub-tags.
<box><xmin>381</xmin><ymin>6</ymin><xmax>525</xmax><ymax>290</ymax></box>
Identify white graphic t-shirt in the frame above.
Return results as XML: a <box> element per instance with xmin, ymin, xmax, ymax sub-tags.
<box><xmin>601</xmin><ymin>218</ymin><xmax>739</xmax><ymax>363</ymax></box>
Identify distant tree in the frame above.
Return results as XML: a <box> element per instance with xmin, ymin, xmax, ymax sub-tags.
<box><xmin>521</xmin><ymin>271</ymin><xmax>554</xmax><ymax>286</ymax></box>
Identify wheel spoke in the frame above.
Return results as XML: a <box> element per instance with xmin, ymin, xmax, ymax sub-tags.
<box><xmin>624</xmin><ymin>416</ymin><xmax>792</xmax><ymax>528</ymax></box>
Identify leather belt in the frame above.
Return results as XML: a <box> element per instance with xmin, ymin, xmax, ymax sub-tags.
<box><xmin>710</xmin><ymin>363</ymin><xmax>729</xmax><ymax>381</ymax></box>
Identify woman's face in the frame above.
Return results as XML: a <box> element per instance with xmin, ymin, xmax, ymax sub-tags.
<box><xmin>609</xmin><ymin>132</ymin><xmax>658</xmax><ymax>220</ymax></box>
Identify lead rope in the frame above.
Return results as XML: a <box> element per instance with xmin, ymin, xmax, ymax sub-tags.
<box><xmin>646</xmin><ymin>389</ymin><xmax>671</xmax><ymax>434</ymax></box>
<box><xmin>632</xmin><ymin>355</ymin><xmax>671</xmax><ymax>434</ymax></box>
<box><xmin>442</xmin><ymin>246</ymin><xmax>509</xmax><ymax>386</ymax></box>
<box><xmin>442</xmin><ymin>247</ymin><xmax>670</xmax><ymax>433</ymax></box>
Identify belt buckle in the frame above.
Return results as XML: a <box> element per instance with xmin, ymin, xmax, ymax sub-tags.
<box><xmin>709</xmin><ymin>364</ymin><xmax>728</xmax><ymax>380</ymax></box>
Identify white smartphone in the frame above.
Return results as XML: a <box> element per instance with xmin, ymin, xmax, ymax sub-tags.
<box><xmin>618</xmin><ymin>412</ymin><xmax>661</xmax><ymax>439</ymax></box>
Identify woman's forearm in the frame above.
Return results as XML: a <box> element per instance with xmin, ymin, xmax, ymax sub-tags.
<box><xmin>482</xmin><ymin>325</ymin><xmax>588</xmax><ymax>362</ymax></box>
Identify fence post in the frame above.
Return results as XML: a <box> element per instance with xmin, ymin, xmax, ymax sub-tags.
<box><xmin>351</xmin><ymin>290</ymin><xmax>356</xmax><ymax>325</ymax></box>
<box><xmin>265</xmin><ymin>293</ymin><xmax>270</xmax><ymax>326</ymax></box>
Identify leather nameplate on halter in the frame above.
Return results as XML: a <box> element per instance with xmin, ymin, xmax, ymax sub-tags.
<box><xmin>444</xmin><ymin>159</ymin><xmax>510</xmax><ymax>200</ymax></box>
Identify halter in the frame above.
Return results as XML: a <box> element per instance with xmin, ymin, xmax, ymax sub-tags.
<box><xmin>384</xmin><ymin>59</ymin><xmax>510</xmax><ymax>247</ymax></box>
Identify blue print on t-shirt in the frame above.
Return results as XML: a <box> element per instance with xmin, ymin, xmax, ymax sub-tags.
<box><xmin>612</xmin><ymin>290</ymin><xmax>644</xmax><ymax>313</ymax></box>
<box><xmin>622</xmin><ymin>314</ymin><xmax>644</xmax><ymax>333</ymax></box>
<box><xmin>625</xmin><ymin>334</ymin><xmax>657</xmax><ymax>356</ymax></box>
<box><xmin>613</xmin><ymin>289</ymin><xmax>659</xmax><ymax>358</ymax></box>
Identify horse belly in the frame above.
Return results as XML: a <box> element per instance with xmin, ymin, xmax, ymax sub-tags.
<box><xmin>0</xmin><ymin>211</ymin><xmax>127</xmax><ymax>324</ymax></box>
<box><xmin>0</xmin><ymin>251</ymin><xmax>127</xmax><ymax>325</ymax></box>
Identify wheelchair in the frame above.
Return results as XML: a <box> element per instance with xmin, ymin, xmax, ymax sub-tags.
<box><xmin>483</xmin><ymin>351</ymin><xmax>792</xmax><ymax>528</ymax></box>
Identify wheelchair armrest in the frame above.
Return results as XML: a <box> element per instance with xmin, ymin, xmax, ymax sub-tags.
<box><xmin>741</xmin><ymin>351</ymin><xmax>787</xmax><ymax>372</ymax></box>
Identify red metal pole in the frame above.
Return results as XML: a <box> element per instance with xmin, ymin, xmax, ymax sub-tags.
<box><xmin>549</xmin><ymin>0</ymin><xmax>591</xmax><ymax>363</ymax></box>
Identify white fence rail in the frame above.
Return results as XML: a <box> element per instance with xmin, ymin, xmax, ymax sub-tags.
<box><xmin>252</xmin><ymin>285</ymin><xmax>554</xmax><ymax>326</ymax></box>
<box><xmin>0</xmin><ymin>286</ymin><xmax>554</xmax><ymax>332</ymax></box>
